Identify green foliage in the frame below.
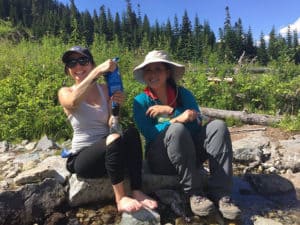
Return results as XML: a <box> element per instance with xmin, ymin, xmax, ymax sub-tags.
<box><xmin>279</xmin><ymin>113</ymin><xmax>300</xmax><ymax>131</ymax></box>
<box><xmin>0</xmin><ymin>20</ymin><xmax>13</xmax><ymax>34</ymax></box>
<box><xmin>0</xmin><ymin>34</ymin><xmax>300</xmax><ymax>142</ymax></box>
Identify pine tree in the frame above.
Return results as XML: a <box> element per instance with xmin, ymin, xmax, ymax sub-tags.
<box><xmin>178</xmin><ymin>10</ymin><xmax>193</xmax><ymax>61</ymax></box>
<box><xmin>293</xmin><ymin>29</ymin><xmax>299</xmax><ymax>48</ymax></box>
<box><xmin>114</xmin><ymin>12</ymin><xmax>122</xmax><ymax>41</ymax></box>
<box><xmin>165</xmin><ymin>18</ymin><xmax>174</xmax><ymax>52</ymax></box>
<box><xmin>234</xmin><ymin>18</ymin><xmax>244</xmax><ymax>58</ymax></box>
<box><xmin>257</xmin><ymin>32</ymin><xmax>269</xmax><ymax>65</ymax></box>
<box><xmin>106</xmin><ymin>9</ymin><xmax>114</xmax><ymax>41</ymax></box>
<box><xmin>92</xmin><ymin>9</ymin><xmax>99</xmax><ymax>34</ymax></box>
<box><xmin>98</xmin><ymin>5</ymin><xmax>108</xmax><ymax>40</ymax></box>
<box><xmin>0</xmin><ymin>0</ymin><xmax>10</xmax><ymax>19</ymax></box>
<box><xmin>69</xmin><ymin>0</ymin><xmax>81</xmax><ymax>44</ymax></box>
<box><xmin>59</xmin><ymin>5</ymin><xmax>71</xmax><ymax>41</ymax></box>
<box><xmin>244</xmin><ymin>27</ymin><xmax>256</xmax><ymax>58</ymax></box>
<box><xmin>142</xmin><ymin>15</ymin><xmax>150</xmax><ymax>42</ymax></box>
<box><xmin>81</xmin><ymin>10</ymin><xmax>94</xmax><ymax>45</ymax></box>
<box><xmin>286</xmin><ymin>25</ymin><xmax>292</xmax><ymax>48</ymax></box>
<box><xmin>223</xmin><ymin>6</ymin><xmax>237</xmax><ymax>62</ymax></box>
<box><xmin>268</xmin><ymin>27</ymin><xmax>279</xmax><ymax>61</ymax></box>
<box><xmin>193</xmin><ymin>15</ymin><xmax>203</xmax><ymax>61</ymax></box>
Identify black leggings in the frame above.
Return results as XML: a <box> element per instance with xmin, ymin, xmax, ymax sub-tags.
<box><xmin>67</xmin><ymin>126</ymin><xmax>143</xmax><ymax>190</ymax></box>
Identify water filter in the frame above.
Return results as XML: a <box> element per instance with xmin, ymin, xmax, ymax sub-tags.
<box><xmin>104</xmin><ymin>57</ymin><xmax>123</xmax><ymax>134</ymax></box>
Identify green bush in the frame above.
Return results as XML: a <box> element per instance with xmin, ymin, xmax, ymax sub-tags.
<box><xmin>1</xmin><ymin>36</ymin><xmax>300</xmax><ymax>142</ymax></box>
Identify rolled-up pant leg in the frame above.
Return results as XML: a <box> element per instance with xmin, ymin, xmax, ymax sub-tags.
<box><xmin>196</xmin><ymin>119</ymin><xmax>233</xmax><ymax>199</ymax></box>
<box><xmin>147</xmin><ymin>123</ymin><xmax>204</xmax><ymax>195</ymax></box>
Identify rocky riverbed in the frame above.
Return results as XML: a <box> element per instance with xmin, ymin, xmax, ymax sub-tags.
<box><xmin>0</xmin><ymin>125</ymin><xmax>299</xmax><ymax>225</ymax></box>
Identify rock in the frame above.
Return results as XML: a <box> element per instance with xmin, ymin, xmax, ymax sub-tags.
<box><xmin>118</xmin><ymin>207</ymin><xmax>160</xmax><ymax>225</ymax></box>
<box><xmin>68</xmin><ymin>167</ymin><xmax>185</xmax><ymax>207</ymax></box>
<box><xmin>244</xmin><ymin>173</ymin><xmax>295</xmax><ymax>195</ymax></box>
<box><xmin>253</xmin><ymin>216</ymin><xmax>283</xmax><ymax>225</ymax></box>
<box><xmin>154</xmin><ymin>189</ymin><xmax>186</xmax><ymax>218</ymax></box>
<box><xmin>1</xmin><ymin>125</ymin><xmax>300</xmax><ymax>225</ymax></box>
<box><xmin>25</xmin><ymin>142</ymin><xmax>36</xmax><ymax>151</ymax></box>
<box><xmin>278</xmin><ymin>137</ymin><xmax>300</xmax><ymax>171</ymax></box>
<box><xmin>68</xmin><ymin>174</ymin><xmax>126</xmax><ymax>207</ymax></box>
<box><xmin>14</xmin><ymin>156</ymin><xmax>69</xmax><ymax>185</ymax></box>
<box><xmin>0</xmin><ymin>178</ymin><xmax>66</xmax><ymax>225</ymax></box>
<box><xmin>0</xmin><ymin>141</ymin><xmax>9</xmax><ymax>153</ymax></box>
<box><xmin>35</xmin><ymin>135</ymin><xmax>58</xmax><ymax>151</ymax></box>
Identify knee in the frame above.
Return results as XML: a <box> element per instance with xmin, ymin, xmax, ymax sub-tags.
<box><xmin>208</xmin><ymin>119</ymin><xmax>229</xmax><ymax>135</ymax></box>
<box><xmin>106</xmin><ymin>133</ymin><xmax>121</xmax><ymax>146</ymax></box>
<box><xmin>168</xmin><ymin>123</ymin><xmax>189</xmax><ymax>138</ymax></box>
<box><xmin>166</xmin><ymin>123</ymin><xmax>195</xmax><ymax>157</ymax></box>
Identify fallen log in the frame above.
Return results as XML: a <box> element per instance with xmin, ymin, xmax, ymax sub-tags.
<box><xmin>200</xmin><ymin>107</ymin><xmax>282</xmax><ymax>126</ymax></box>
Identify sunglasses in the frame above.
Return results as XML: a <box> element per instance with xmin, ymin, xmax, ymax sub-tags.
<box><xmin>66</xmin><ymin>57</ymin><xmax>90</xmax><ymax>68</ymax></box>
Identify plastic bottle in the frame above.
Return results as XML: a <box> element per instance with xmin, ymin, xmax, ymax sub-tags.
<box><xmin>61</xmin><ymin>148</ymin><xmax>72</xmax><ymax>158</ymax></box>
<box><xmin>104</xmin><ymin>57</ymin><xmax>123</xmax><ymax>135</ymax></box>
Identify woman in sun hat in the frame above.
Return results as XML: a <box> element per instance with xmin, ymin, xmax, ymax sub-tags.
<box><xmin>58</xmin><ymin>46</ymin><xmax>157</xmax><ymax>213</ymax></box>
<box><xmin>132</xmin><ymin>50</ymin><xmax>240</xmax><ymax>219</ymax></box>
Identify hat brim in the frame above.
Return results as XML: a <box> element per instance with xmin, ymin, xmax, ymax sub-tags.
<box><xmin>62</xmin><ymin>50</ymin><xmax>89</xmax><ymax>63</ymax></box>
<box><xmin>133</xmin><ymin>59</ymin><xmax>185</xmax><ymax>84</ymax></box>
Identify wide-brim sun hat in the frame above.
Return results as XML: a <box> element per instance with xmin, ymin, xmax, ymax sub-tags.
<box><xmin>133</xmin><ymin>50</ymin><xmax>185</xmax><ymax>84</ymax></box>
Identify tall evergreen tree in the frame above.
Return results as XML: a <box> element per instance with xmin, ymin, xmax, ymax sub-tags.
<box><xmin>257</xmin><ymin>32</ymin><xmax>269</xmax><ymax>65</ymax></box>
<box><xmin>293</xmin><ymin>29</ymin><xmax>299</xmax><ymax>48</ymax></box>
<box><xmin>142</xmin><ymin>15</ymin><xmax>150</xmax><ymax>41</ymax></box>
<box><xmin>92</xmin><ymin>9</ymin><xmax>99</xmax><ymax>34</ymax></box>
<box><xmin>106</xmin><ymin>9</ymin><xmax>114</xmax><ymax>41</ymax></box>
<box><xmin>114</xmin><ymin>12</ymin><xmax>122</xmax><ymax>41</ymax></box>
<box><xmin>69</xmin><ymin>0</ymin><xmax>82</xmax><ymax>44</ymax></box>
<box><xmin>193</xmin><ymin>15</ymin><xmax>203</xmax><ymax>61</ymax></box>
<box><xmin>165</xmin><ymin>18</ymin><xmax>174</xmax><ymax>52</ymax></box>
<box><xmin>286</xmin><ymin>25</ymin><xmax>292</xmax><ymax>48</ymax></box>
<box><xmin>98</xmin><ymin>5</ymin><xmax>108</xmax><ymax>40</ymax></box>
<box><xmin>234</xmin><ymin>18</ymin><xmax>244</xmax><ymax>57</ymax></box>
<box><xmin>223</xmin><ymin>6</ymin><xmax>237</xmax><ymax>62</ymax></box>
<box><xmin>268</xmin><ymin>27</ymin><xmax>279</xmax><ymax>61</ymax></box>
<box><xmin>0</xmin><ymin>0</ymin><xmax>10</xmax><ymax>19</ymax></box>
<box><xmin>59</xmin><ymin>4</ymin><xmax>71</xmax><ymax>41</ymax></box>
<box><xmin>244</xmin><ymin>27</ymin><xmax>256</xmax><ymax>58</ymax></box>
<box><xmin>178</xmin><ymin>10</ymin><xmax>193</xmax><ymax>61</ymax></box>
<box><xmin>81</xmin><ymin>10</ymin><xmax>94</xmax><ymax>45</ymax></box>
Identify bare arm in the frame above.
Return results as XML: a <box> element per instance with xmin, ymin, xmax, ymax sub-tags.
<box><xmin>58</xmin><ymin>59</ymin><xmax>116</xmax><ymax>112</ymax></box>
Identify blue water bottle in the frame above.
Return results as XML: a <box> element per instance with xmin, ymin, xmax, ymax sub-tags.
<box><xmin>104</xmin><ymin>57</ymin><xmax>123</xmax><ymax>134</ymax></box>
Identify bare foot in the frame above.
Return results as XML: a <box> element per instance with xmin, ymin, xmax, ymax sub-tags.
<box><xmin>132</xmin><ymin>190</ymin><xmax>158</xmax><ymax>209</ymax></box>
<box><xmin>117</xmin><ymin>196</ymin><xmax>142</xmax><ymax>213</ymax></box>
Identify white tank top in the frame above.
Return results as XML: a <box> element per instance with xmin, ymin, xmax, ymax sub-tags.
<box><xmin>68</xmin><ymin>84</ymin><xmax>109</xmax><ymax>154</ymax></box>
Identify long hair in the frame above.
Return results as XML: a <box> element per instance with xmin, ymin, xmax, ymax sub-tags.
<box><xmin>164</xmin><ymin>63</ymin><xmax>182</xmax><ymax>107</ymax></box>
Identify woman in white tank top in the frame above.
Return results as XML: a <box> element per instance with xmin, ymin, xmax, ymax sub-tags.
<box><xmin>58</xmin><ymin>46</ymin><xmax>157</xmax><ymax>212</ymax></box>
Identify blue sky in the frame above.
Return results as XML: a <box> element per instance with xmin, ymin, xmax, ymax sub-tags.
<box><xmin>59</xmin><ymin>0</ymin><xmax>300</xmax><ymax>42</ymax></box>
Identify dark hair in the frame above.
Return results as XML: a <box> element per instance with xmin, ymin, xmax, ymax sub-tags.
<box><xmin>164</xmin><ymin>63</ymin><xmax>182</xmax><ymax>107</ymax></box>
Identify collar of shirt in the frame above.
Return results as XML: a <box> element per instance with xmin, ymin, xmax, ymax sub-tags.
<box><xmin>144</xmin><ymin>85</ymin><xmax>177</xmax><ymax>107</ymax></box>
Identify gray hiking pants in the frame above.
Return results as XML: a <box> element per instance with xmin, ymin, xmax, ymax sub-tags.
<box><xmin>146</xmin><ymin>120</ymin><xmax>233</xmax><ymax>199</ymax></box>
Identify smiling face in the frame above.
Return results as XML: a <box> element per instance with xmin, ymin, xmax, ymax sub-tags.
<box><xmin>65</xmin><ymin>53</ymin><xmax>93</xmax><ymax>83</ymax></box>
<box><xmin>143</xmin><ymin>62</ymin><xmax>170</xmax><ymax>90</ymax></box>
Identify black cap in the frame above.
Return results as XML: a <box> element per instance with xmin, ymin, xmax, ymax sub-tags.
<box><xmin>62</xmin><ymin>46</ymin><xmax>93</xmax><ymax>63</ymax></box>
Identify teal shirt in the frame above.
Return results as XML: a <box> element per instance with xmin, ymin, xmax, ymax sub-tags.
<box><xmin>133</xmin><ymin>86</ymin><xmax>202</xmax><ymax>147</ymax></box>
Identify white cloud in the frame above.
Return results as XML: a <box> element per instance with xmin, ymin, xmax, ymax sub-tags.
<box><xmin>279</xmin><ymin>17</ymin><xmax>300</xmax><ymax>36</ymax></box>
<box><xmin>264</xmin><ymin>35</ymin><xmax>270</xmax><ymax>42</ymax></box>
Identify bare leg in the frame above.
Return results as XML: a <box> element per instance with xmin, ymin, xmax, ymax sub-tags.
<box><xmin>113</xmin><ymin>182</ymin><xmax>142</xmax><ymax>212</ymax></box>
<box><xmin>132</xmin><ymin>190</ymin><xmax>158</xmax><ymax>209</ymax></box>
